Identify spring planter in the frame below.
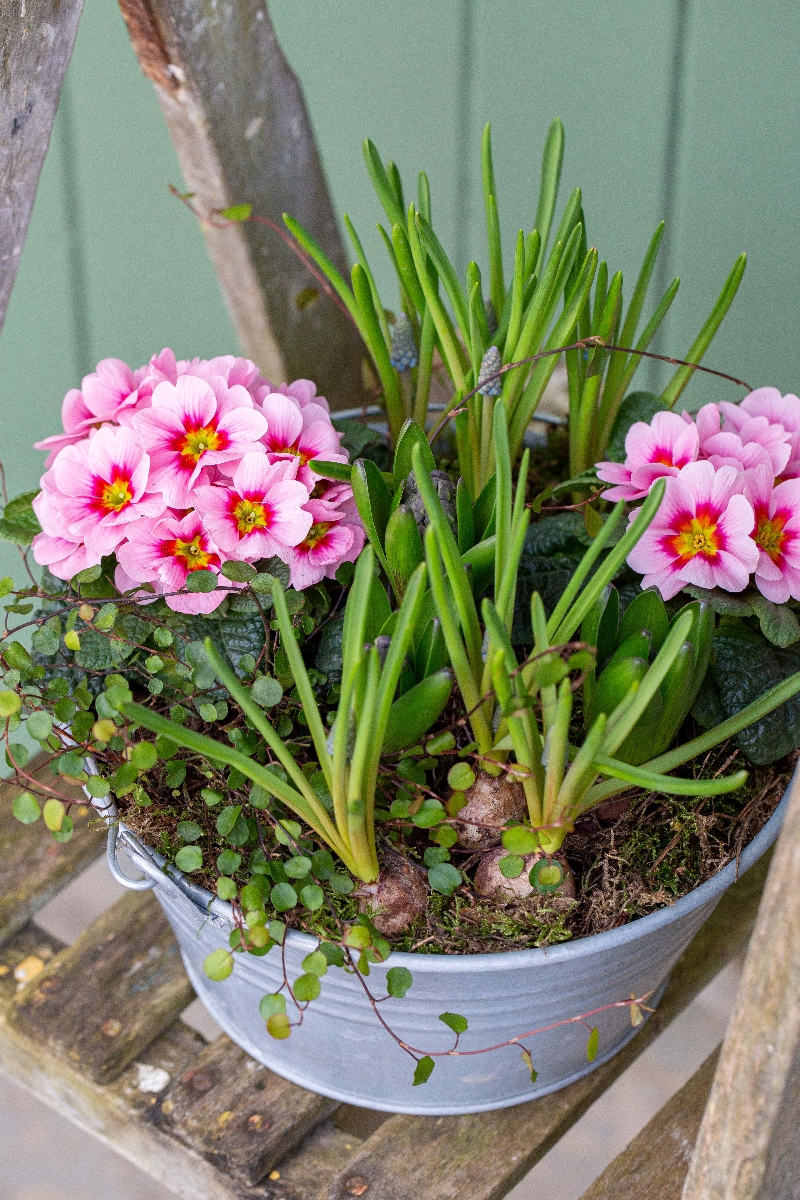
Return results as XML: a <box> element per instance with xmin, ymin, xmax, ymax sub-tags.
<box><xmin>98</xmin><ymin>790</ymin><xmax>788</xmax><ymax>1116</ymax></box>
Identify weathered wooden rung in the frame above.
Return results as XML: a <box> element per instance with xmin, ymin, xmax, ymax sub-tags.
<box><xmin>9</xmin><ymin>889</ymin><xmax>194</xmax><ymax>1082</ymax></box>
<box><xmin>578</xmin><ymin>1050</ymin><xmax>719</xmax><ymax>1200</ymax></box>
<box><xmin>0</xmin><ymin>759</ymin><xmax>107</xmax><ymax>947</ymax></box>
<box><xmin>0</xmin><ymin>922</ymin><xmax>361</xmax><ymax>1200</ymax></box>
<box><xmin>150</xmin><ymin>1032</ymin><xmax>338</xmax><ymax>1186</ymax></box>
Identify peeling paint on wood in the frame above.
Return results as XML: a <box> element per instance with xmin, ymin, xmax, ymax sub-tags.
<box><xmin>117</xmin><ymin>0</ymin><xmax>369</xmax><ymax>409</ymax></box>
<box><xmin>683</xmin><ymin>774</ymin><xmax>800</xmax><ymax>1200</ymax></box>
<box><xmin>0</xmin><ymin>0</ymin><xmax>84</xmax><ymax>333</ymax></box>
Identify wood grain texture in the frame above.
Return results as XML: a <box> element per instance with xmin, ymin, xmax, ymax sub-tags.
<box><xmin>117</xmin><ymin>0</ymin><xmax>368</xmax><ymax>408</ymax></box>
<box><xmin>0</xmin><ymin>757</ymin><xmax>106</xmax><ymax>947</ymax></box>
<box><xmin>8</xmin><ymin>889</ymin><xmax>194</xmax><ymax>1082</ymax></box>
<box><xmin>150</xmin><ymin>1032</ymin><xmax>338</xmax><ymax>1185</ymax></box>
<box><xmin>317</xmin><ymin>851</ymin><xmax>772</xmax><ymax>1200</ymax></box>
<box><xmin>0</xmin><ymin>923</ymin><xmax>357</xmax><ymax>1200</ymax></box>
<box><xmin>682</xmin><ymin>774</ymin><xmax>800</xmax><ymax>1200</ymax></box>
<box><xmin>579</xmin><ymin>1050</ymin><xmax>719</xmax><ymax>1200</ymax></box>
<box><xmin>0</xmin><ymin>0</ymin><xmax>84</xmax><ymax>333</ymax></box>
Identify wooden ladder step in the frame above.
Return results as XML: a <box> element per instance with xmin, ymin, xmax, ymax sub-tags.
<box><xmin>150</xmin><ymin>1034</ymin><xmax>339</xmax><ymax>1186</ymax></box>
<box><xmin>0</xmin><ymin>759</ymin><xmax>107</xmax><ymax>947</ymax></box>
<box><xmin>8</xmin><ymin>889</ymin><xmax>195</xmax><ymax>1082</ymax></box>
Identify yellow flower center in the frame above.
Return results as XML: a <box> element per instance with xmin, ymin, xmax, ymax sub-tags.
<box><xmin>300</xmin><ymin>521</ymin><xmax>332</xmax><ymax>550</ymax></box>
<box><xmin>671</xmin><ymin>513</ymin><xmax>720</xmax><ymax>561</ymax></box>
<box><xmin>99</xmin><ymin>476</ymin><xmax>133</xmax><ymax>513</ymax></box>
<box><xmin>178</xmin><ymin>424</ymin><xmax>223</xmax><ymax>463</ymax></box>
<box><xmin>232</xmin><ymin>498</ymin><xmax>268</xmax><ymax>534</ymax></box>
<box><xmin>756</xmin><ymin>513</ymin><xmax>787</xmax><ymax>562</ymax></box>
<box><xmin>164</xmin><ymin>535</ymin><xmax>215</xmax><ymax>571</ymax></box>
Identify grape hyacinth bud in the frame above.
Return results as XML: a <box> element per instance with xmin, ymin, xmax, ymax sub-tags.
<box><xmin>477</xmin><ymin>346</ymin><xmax>502</xmax><ymax>396</ymax></box>
<box><xmin>389</xmin><ymin>313</ymin><xmax>418</xmax><ymax>371</ymax></box>
<box><xmin>403</xmin><ymin>470</ymin><xmax>457</xmax><ymax>534</ymax></box>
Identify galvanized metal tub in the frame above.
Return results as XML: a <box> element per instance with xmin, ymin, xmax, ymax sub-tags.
<box><xmin>97</xmin><ymin>788</ymin><xmax>788</xmax><ymax>1115</ymax></box>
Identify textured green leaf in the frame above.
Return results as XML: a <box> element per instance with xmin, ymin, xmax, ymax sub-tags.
<box><xmin>386</xmin><ymin>966</ymin><xmax>413</xmax><ymax>997</ymax></box>
<box><xmin>175</xmin><ymin>846</ymin><xmax>203</xmax><ymax>872</ymax></box>
<box><xmin>0</xmin><ymin>491</ymin><xmax>42</xmax><ymax>544</ymax></box>
<box><xmin>695</xmin><ymin>620</ymin><xmax>800</xmax><ymax>764</ymax></box>
<box><xmin>439</xmin><ymin>1011</ymin><xmax>468</xmax><ymax>1034</ymax></box>
<box><xmin>428</xmin><ymin>862</ymin><xmax>461</xmax><ymax>894</ymax></box>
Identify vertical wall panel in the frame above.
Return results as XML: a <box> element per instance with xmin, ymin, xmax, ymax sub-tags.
<box><xmin>268</xmin><ymin>0</ymin><xmax>466</xmax><ymax>313</ymax></box>
<box><xmin>470</xmin><ymin>1</ymin><xmax>677</xmax><ymax>299</ymax></box>
<box><xmin>665</xmin><ymin>1</ymin><xmax>800</xmax><ymax>409</ymax></box>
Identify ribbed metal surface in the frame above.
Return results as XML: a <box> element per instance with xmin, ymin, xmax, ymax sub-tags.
<box><xmin>112</xmin><ymin>788</ymin><xmax>787</xmax><ymax>1115</ymax></box>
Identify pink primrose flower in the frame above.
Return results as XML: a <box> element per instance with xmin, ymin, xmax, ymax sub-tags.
<box><xmin>34</xmin><ymin>427</ymin><xmax>166</xmax><ymax>560</ymax></box>
<box><xmin>596</xmin><ymin>410</ymin><xmax>699</xmax><ymax>501</ymax></box>
<box><xmin>744</xmin><ymin>465</ymin><xmax>800</xmax><ymax>603</ymax></box>
<box><xmin>252</xmin><ymin>378</ymin><xmax>331</xmax><ymax>413</ymax></box>
<box><xmin>193</xmin><ymin>453</ymin><xmax>312</xmax><ymax>561</ymax></box>
<box><xmin>693</xmin><ymin>402</ymin><xmax>791</xmax><ymax>477</ymax></box>
<box><xmin>626</xmin><ymin>461</ymin><xmax>758</xmax><ymax>600</ymax></box>
<box><xmin>287</xmin><ymin>485</ymin><xmax>365</xmax><ymax>590</ymax></box>
<box><xmin>116</xmin><ymin>511</ymin><xmax>228</xmax><ymax>614</ymax></box>
<box><xmin>30</xmin><ymin>531</ymin><xmax>92</xmax><ymax>581</ymax></box>
<box><xmin>132</xmin><ymin>374</ymin><xmax>267</xmax><ymax>507</ymax></box>
<box><xmin>724</xmin><ymin>388</ymin><xmax>800</xmax><ymax>478</ymax></box>
<box><xmin>255</xmin><ymin>390</ymin><xmax>346</xmax><ymax>488</ymax></box>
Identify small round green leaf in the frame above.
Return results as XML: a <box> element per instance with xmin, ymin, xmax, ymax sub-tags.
<box><xmin>175</xmin><ymin>845</ymin><xmax>203</xmax><ymax>872</ymax></box>
<box><xmin>274</xmin><ymin>819</ymin><xmax>302</xmax><ymax>846</ymax></box>
<box><xmin>411</xmin><ymin>798</ymin><xmax>446</xmax><ymax>828</ymax></box>
<box><xmin>177</xmin><ymin>820</ymin><xmax>203</xmax><ymax>843</ymax></box>
<box><xmin>198</xmin><ymin>703</ymin><xmax>218</xmax><ymax>722</ymax></box>
<box><xmin>284</xmin><ymin>855</ymin><xmax>312</xmax><ymax>879</ymax></box>
<box><xmin>0</xmin><ymin>689</ymin><xmax>21</xmax><ymax>717</ymax></box>
<box><xmin>343</xmin><ymin>925</ymin><xmax>371</xmax><ymax>950</ymax></box>
<box><xmin>293</xmin><ymin>972</ymin><xmax>321</xmax><ymax>1002</ymax></box>
<box><xmin>251</xmin><ymin>676</ymin><xmax>283</xmax><ymax>708</ymax></box>
<box><xmin>502</xmin><ymin>826</ymin><xmax>540</xmax><ymax>856</ymax></box>
<box><xmin>52</xmin><ymin>815</ymin><xmax>74</xmax><ymax>843</ymax></box>
<box><xmin>329</xmin><ymin>873</ymin><xmax>354</xmax><ymax>895</ymax></box>
<box><xmin>204</xmin><ymin>948</ymin><xmax>234</xmax><ymax>981</ymax></box>
<box><xmin>267</xmin><ymin>1012</ymin><xmax>291</xmax><ymax>1039</ymax></box>
<box><xmin>386</xmin><ymin>966</ymin><xmax>413</xmax><ymax>998</ymax></box>
<box><xmin>300</xmin><ymin>884</ymin><xmax>324</xmax><ymax>911</ymax></box>
<box><xmin>31</xmin><ymin>626</ymin><xmax>59</xmax><ymax>655</ymax></box>
<box><xmin>144</xmin><ymin>654</ymin><xmax>164</xmax><ymax>674</ymax></box>
<box><xmin>216</xmin><ymin>804</ymin><xmax>242</xmax><ymax>836</ymax></box>
<box><xmin>153</xmin><ymin>627</ymin><xmax>174</xmax><ymax>647</ymax></box>
<box><xmin>529</xmin><ymin>858</ymin><xmax>565</xmax><ymax>894</ymax></box>
<box><xmin>259</xmin><ymin>993</ymin><xmax>286</xmax><ymax>1020</ymax></box>
<box><xmin>499</xmin><ymin>854</ymin><xmax>525</xmax><ymax>878</ymax></box>
<box><xmin>12</xmin><ymin>791</ymin><xmax>40</xmax><ymax>824</ymax></box>
<box><xmin>270</xmin><ymin>882</ymin><xmax>298</xmax><ymax>912</ymax></box>
<box><xmin>130</xmin><ymin>741</ymin><xmax>158</xmax><ymax>771</ymax></box>
<box><xmin>26</xmin><ymin>711</ymin><xmax>52</xmax><ymax>740</ymax></box>
<box><xmin>42</xmin><ymin>798</ymin><xmax>65</xmax><ymax>831</ymax></box>
<box><xmin>216</xmin><ymin>877</ymin><xmax>238</xmax><ymax>900</ymax></box>
<box><xmin>428</xmin><ymin>863</ymin><xmax>461</xmax><ymax>895</ymax></box>
<box><xmin>302</xmin><ymin>950</ymin><xmax>329</xmax><ymax>977</ymax></box>
<box><xmin>217</xmin><ymin>850</ymin><xmax>241</xmax><ymax>874</ymax></box>
<box><xmin>186</xmin><ymin>569</ymin><xmax>218</xmax><ymax>593</ymax></box>
<box><xmin>447</xmin><ymin>762</ymin><xmax>476</xmax><ymax>791</ymax></box>
<box><xmin>85</xmin><ymin>775</ymin><xmax>110</xmax><ymax>799</ymax></box>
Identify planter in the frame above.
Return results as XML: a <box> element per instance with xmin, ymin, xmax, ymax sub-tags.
<box><xmin>93</xmin><ymin>783</ymin><xmax>789</xmax><ymax>1116</ymax></box>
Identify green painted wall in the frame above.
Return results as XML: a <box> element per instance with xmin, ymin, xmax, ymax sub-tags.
<box><xmin>2</xmin><ymin>0</ymin><xmax>799</xmax><ymax>586</ymax></box>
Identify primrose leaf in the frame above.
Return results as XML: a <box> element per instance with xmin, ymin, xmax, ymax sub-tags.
<box><xmin>0</xmin><ymin>491</ymin><xmax>42</xmax><ymax>544</ymax></box>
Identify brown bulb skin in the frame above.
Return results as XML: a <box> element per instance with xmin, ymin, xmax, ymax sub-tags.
<box><xmin>454</xmin><ymin>771</ymin><xmax>528</xmax><ymax>850</ymax></box>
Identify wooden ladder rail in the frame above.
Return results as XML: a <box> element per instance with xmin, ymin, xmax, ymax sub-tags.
<box><xmin>0</xmin><ymin>757</ymin><xmax>779</xmax><ymax>1200</ymax></box>
<box><xmin>579</xmin><ymin>768</ymin><xmax>800</xmax><ymax>1200</ymax></box>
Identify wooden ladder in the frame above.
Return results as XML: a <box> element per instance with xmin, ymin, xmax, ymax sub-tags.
<box><xmin>1</xmin><ymin>760</ymin><xmax>797</xmax><ymax>1200</ymax></box>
